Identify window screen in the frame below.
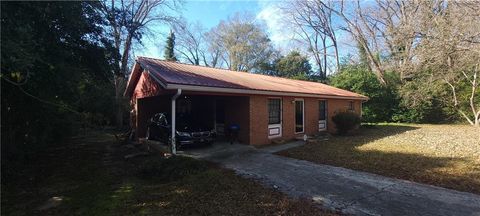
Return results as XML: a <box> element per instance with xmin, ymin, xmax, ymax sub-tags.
<box><xmin>319</xmin><ymin>101</ymin><xmax>327</xmax><ymax>120</ymax></box>
<box><xmin>268</xmin><ymin>99</ymin><xmax>281</xmax><ymax>124</ymax></box>
<box><xmin>295</xmin><ymin>100</ymin><xmax>304</xmax><ymax>133</ymax></box>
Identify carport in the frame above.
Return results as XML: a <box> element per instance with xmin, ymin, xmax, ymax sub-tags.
<box><xmin>135</xmin><ymin>92</ymin><xmax>250</xmax><ymax>153</ymax></box>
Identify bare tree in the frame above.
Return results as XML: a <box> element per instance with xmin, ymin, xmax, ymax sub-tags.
<box><xmin>99</xmin><ymin>0</ymin><xmax>177</xmax><ymax>127</ymax></box>
<box><xmin>323</xmin><ymin>0</ymin><xmax>388</xmax><ymax>84</ymax></box>
<box><xmin>173</xmin><ymin>20</ymin><xmax>206</xmax><ymax>65</ymax></box>
<box><xmin>364</xmin><ymin>0</ymin><xmax>420</xmax><ymax>80</ymax></box>
<box><xmin>209</xmin><ymin>13</ymin><xmax>275</xmax><ymax>72</ymax></box>
<box><xmin>414</xmin><ymin>1</ymin><xmax>480</xmax><ymax>126</ymax></box>
<box><xmin>203</xmin><ymin>27</ymin><xmax>222</xmax><ymax>68</ymax></box>
<box><xmin>281</xmin><ymin>0</ymin><xmax>339</xmax><ymax>79</ymax></box>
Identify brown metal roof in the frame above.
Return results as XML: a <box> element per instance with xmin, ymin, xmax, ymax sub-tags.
<box><xmin>130</xmin><ymin>56</ymin><xmax>368</xmax><ymax>100</ymax></box>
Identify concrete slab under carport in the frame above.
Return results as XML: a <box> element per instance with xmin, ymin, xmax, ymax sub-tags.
<box><xmin>178</xmin><ymin>141</ymin><xmax>256</xmax><ymax>160</ymax></box>
<box><xmin>178</xmin><ymin>139</ymin><xmax>306</xmax><ymax>159</ymax></box>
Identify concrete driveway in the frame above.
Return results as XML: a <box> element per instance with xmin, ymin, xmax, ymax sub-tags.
<box><xmin>182</xmin><ymin>142</ymin><xmax>480</xmax><ymax>216</ymax></box>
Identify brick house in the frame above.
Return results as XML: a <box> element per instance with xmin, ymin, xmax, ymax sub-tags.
<box><xmin>125</xmin><ymin>56</ymin><xmax>368</xmax><ymax>146</ymax></box>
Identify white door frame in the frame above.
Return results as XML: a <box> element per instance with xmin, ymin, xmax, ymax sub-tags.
<box><xmin>268</xmin><ymin>98</ymin><xmax>282</xmax><ymax>139</ymax></box>
<box><xmin>318</xmin><ymin>100</ymin><xmax>328</xmax><ymax>131</ymax></box>
<box><xmin>294</xmin><ymin>98</ymin><xmax>305</xmax><ymax>134</ymax></box>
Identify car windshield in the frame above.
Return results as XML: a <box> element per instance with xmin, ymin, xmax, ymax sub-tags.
<box><xmin>176</xmin><ymin>113</ymin><xmax>210</xmax><ymax>130</ymax></box>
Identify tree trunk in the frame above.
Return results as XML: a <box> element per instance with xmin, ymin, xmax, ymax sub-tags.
<box><xmin>361</xmin><ymin>39</ymin><xmax>386</xmax><ymax>85</ymax></box>
<box><xmin>115</xmin><ymin>33</ymin><xmax>133</xmax><ymax>128</ymax></box>
<box><xmin>114</xmin><ymin>75</ymin><xmax>125</xmax><ymax>128</ymax></box>
<box><xmin>322</xmin><ymin>36</ymin><xmax>327</xmax><ymax>79</ymax></box>
<box><xmin>333</xmin><ymin>40</ymin><xmax>340</xmax><ymax>73</ymax></box>
<box><xmin>120</xmin><ymin>34</ymin><xmax>133</xmax><ymax>75</ymax></box>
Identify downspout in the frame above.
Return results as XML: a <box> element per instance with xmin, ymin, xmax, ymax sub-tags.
<box><xmin>171</xmin><ymin>89</ymin><xmax>182</xmax><ymax>155</ymax></box>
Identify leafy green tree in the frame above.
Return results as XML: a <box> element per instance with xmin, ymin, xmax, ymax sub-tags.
<box><xmin>393</xmin><ymin>72</ymin><xmax>459</xmax><ymax>123</ymax></box>
<box><xmin>258</xmin><ymin>51</ymin><xmax>312</xmax><ymax>81</ymax></box>
<box><xmin>275</xmin><ymin>51</ymin><xmax>312</xmax><ymax>79</ymax></box>
<box><xmin>164</xmin><ymin>30</ymin><xmax>177</xmax><ymax>61</ymax></box>
<box><xmin>329</xmin><ymin>64</ymin><xmax>400</xmax><ymax>123</ymax></box>
<box><xmin>1</xmin><ymin>2</ymin><xmax>115</xmax><ymax>160</ymax></box>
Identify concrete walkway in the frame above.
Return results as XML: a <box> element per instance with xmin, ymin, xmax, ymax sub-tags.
<box><xmin>182</xmin><ymin>142</ymin><xmax>480</xmax><ymax>216</ymax></box>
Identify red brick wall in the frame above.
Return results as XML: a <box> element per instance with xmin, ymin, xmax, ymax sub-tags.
<box><xmin>326</xmin><ymin>99</ymin><xmax>362</xmax><ymax>133</ymax></box>
<box><xmin>249</xmin><ymin>95</ymin><xmax>268</xmax><ymax>145</ymax></box>
<box><xmin>305</xmin><ymin>98</ymin><xmax>320</xmax><ymax>135</ymax></box>
<box><xmin>281</xmin><ymin>97</ymin><xmax>294</xmax><ymax>141</ymax></box>
<box><xmin>248</xmin><ymin>96</ymin><xmax>363</xmax><ymax>145</ymax></box>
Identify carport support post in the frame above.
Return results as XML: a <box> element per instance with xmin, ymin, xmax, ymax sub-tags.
<box><xmin>171</xmin><ymin>89</ymin><xmax>182</xmax><ymax>154</ymax></box>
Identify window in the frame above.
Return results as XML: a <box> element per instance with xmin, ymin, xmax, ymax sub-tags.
<box><xmin>319</xmin><ymin>100</ymin><xmax>327</xmax><ymax>120</ymax></box>
<box><xmin>268</xmin><ymin>99</ymin><xmax>281</xmax><ymax>124</ymax></box>
<box><xmin>348</xmin><ymin>101</ymin><xmax>354</xmax><ymax>111</ymax></box>
<box><xmin>295</xmin><ymin>100</ymin><xmax>304</xmax><ymax>133</ymax></box>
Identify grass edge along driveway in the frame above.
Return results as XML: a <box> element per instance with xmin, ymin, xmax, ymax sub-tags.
<box><xmin>278</xmin><ymin>124</ymin><xmax>480</xmax><ymax>194</ymax></box>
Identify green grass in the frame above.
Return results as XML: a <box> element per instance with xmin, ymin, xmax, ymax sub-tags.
<box><xmin>2</xmin><ymin>131</ymin><xmax>334</xmax><ymax>216</ymax></box>
<box><xmin>278</xmin><ymin>124</ymin><xmax>480</xmax><ymax>194</ymax></box>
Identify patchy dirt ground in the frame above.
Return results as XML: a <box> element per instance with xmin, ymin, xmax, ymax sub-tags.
<box><xmin>279</xmin><ymin>124</ymin><xmax>480</xmax><ymax>194</ymax></box>
<box><xmin>2</xmin><ymin>130</ymin><xmax>335</xmax><ymax>215</ymax></box>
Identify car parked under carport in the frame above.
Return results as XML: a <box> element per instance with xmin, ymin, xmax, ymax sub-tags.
<box><xmin>146</xmin><ymin>112</ymin><xmax>216</xmax><ymax>149</ymax></box>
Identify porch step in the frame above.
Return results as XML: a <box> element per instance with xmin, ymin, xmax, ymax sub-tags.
<box><xmin>294</xmin><ymin>133</ymin><xmax>331</xmax><ymax>143</ymax></box>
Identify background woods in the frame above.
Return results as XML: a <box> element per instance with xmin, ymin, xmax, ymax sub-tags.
<box><xmin>1</xmin><ymin>2</ymin><xmax>116</xmax><ymax>160</ymax></box>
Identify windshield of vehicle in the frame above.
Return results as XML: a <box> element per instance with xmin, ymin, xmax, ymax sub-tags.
<box><xmin>176</xmin><ymin>113</ymin><xmax>211</xmax><ymax>131</ymax></box>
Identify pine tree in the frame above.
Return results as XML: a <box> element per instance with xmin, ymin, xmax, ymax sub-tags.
<box><xmin>357</xmin><ymin>42</ymin><xmax>369</xmax><ymax>68</ymax></box>
<box><xmin>164</xmin><ymin>30</ymin><xmax>177</xmax><ymax>61</ymax></box>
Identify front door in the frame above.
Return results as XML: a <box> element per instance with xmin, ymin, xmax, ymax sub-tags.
<box><xmin>295</xmin><ymin>99</ymin><xmax>304</xmax><ymax>133</ymax></box>
<box><xmin>319</xmin><ymin>100</ymin><xmax>327</xmax><ymax>131</ymax></box>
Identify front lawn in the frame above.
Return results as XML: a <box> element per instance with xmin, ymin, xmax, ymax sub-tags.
<box><xmin>278</xmin><ymin>124</ymin><xmax>480</xmax><ymax>194</ymax></box>
<box><xmin>2</xmin><ymin>130</ymin><xmax>334</xmax><ymax>215</ymax></box>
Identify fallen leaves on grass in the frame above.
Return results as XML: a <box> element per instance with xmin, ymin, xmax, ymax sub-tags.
<box><xmin>125</xmin><ymin>156</ymin><xmax>336</xmax><ymax>216</ymax></box>
<box><xmin>3</xmin><ymin>131</ymin><xmax>337</xmax><ymax>215</ymax></box>
<box><xmin>279</xmin><ymin>124</ymin><xmax>480</xmax><ymax>194</ymax></box>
